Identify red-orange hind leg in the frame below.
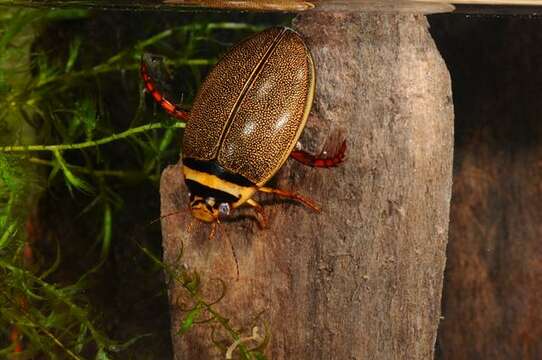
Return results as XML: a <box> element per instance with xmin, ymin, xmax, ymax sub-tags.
<box><xmin>290</xmin><ymin>139</ymin><xmax>346</xmax><ymax>168</ymax></box>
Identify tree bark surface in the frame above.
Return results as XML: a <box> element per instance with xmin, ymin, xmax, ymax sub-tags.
<box><xmin>161</xmin><ymin>13</ymin><xmax>453</xmax><ymax>359</ymax></box>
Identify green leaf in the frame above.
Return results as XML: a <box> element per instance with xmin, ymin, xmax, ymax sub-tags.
<box><xmin>66</xmin><ymin>37</ymin><xmax>82</xmax><ymax>73</ymax></box>
<box><xmin>179</xmin><ymin>304</ymin><xmax>203</xmax><ymax>334</ymax></box>
<box><xmin>39</xmin><ymin>237</ymin><xmax>61</xmax><ymax>279</ymax></box>
<box><xmin>0</xmin><ymin>222</ymin><xmax>17</xmax><ymax>250</ymax></box>
<box><xmin>99</xmin><ymin>203</ymin><xmax>112</xmax><ymax>264</ymax></box>
<box><xmin>95</xmin><ymin>348</ymin><xmax>111</xmax><ymax>360</ymax></box>
<box><xmin>84</xmin><ymin>202</ymin><xmax>113</xmax><ymax>274</ymax></box>
<box><xmin>74</xmin><ymin>323</ymin><xmax>89</xmax><ymax>353</ymax></box>
<box><xmin>53</xmin><ymin>150</ymin><xmax>93</xmax><ymax>194</ymax></box>
<box><xmin>252</xmin><ymin>351</ymin><xmax>268</xmax><ymax>360</ymax></box>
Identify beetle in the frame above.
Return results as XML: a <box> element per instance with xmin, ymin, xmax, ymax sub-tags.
<box><xmin>141</xmin><ymin>27</ymin><xmax>346</xmax><ymax>228</ymax></box>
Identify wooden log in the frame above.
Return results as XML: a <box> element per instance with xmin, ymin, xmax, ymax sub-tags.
<box><xmin>161</xmin><ymin>13</ymin><xmax>453</xmax><ymax>359</ymax></box>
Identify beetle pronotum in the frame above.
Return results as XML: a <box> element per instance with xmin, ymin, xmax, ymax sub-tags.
<box><xmin>141</xmin><ymin>27</ymin><xmax>346</xmax><ymax>228</ymax></box>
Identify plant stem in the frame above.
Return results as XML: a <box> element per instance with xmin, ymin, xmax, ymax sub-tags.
<box><xmin>0</xmin><ymin>122</ymin><xmax>185</xmax><ymax>152</ymax></box>
<box><xmin>26</xmin><ymin>157</ymin><xmax>144</xmax><ymax>178</ymax></box>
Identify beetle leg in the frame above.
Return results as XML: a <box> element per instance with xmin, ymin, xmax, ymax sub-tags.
<box><xmin>290</xmin><ymin>139</ymin><xmax>346</xmax><ymax>168</ymax></box>
<box><xmin>186</xmin><ymin>218</ymin><xmax>197</xmax><ymax>234</ymax></box>
<box><xmin>140</xmin><ymin>57</ymin><xmax>190</xmax><ymax>122</ymax></box>
<box><xmin>246</xmin><ymin>199</ymin><xmax>269</xmax><ymax>229</ymax></box>
<box><xmin>209</xmin><ymin>222</ymin><xmax>217</xmax><ymax>241</ymax></box>
<box><xmin>257</xmin><ymin>187</ymin><xmax>321</xmax><ymax>212</ymax></box>
<box><xmin>155</xmin><ymin>95</ymin><xmax>190</xmax><ymax>122</ymax></box>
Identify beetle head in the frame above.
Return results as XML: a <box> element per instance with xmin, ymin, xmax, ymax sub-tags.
<box><xmin>189</xmin><ymin>195</ymin><xmax>231</xmax><ymax>223</ymax></box>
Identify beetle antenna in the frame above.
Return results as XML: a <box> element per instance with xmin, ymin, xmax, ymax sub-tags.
<box><xmin>217</xmin><ymin>223</ymin><xmax>239</xmax><ymax>280</ymax></box>
<box><xmin>149</xmin><ymin>208</ymin><xmax>189</xmax><ymax>225</ymax></box>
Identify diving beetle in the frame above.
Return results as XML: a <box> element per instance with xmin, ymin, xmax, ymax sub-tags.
<box><xmin>141</xmin><ymin>27</ymin><xmax>346</xmax><ymax>228</ymax></box>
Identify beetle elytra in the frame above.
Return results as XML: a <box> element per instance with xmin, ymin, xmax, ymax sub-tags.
<box><xmin>141</xmin><ymin>27</ymin><xmax>346</xmax><ymax>228</ymax></box>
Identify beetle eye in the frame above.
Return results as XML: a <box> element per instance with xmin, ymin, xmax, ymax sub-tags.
<box><xmin>206</xmin><ymin>197</ymin><xmax>216</xmax><ymax>206</ymax></box>
<box><xmin>218</xmin><ymin>203</ymin><xmax>230</xmax><ymax>216</ymax></box>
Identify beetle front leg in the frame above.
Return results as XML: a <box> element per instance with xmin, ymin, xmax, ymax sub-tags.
<box><xmin>257</xmin><ymin>187</ymin><xmax>321</xmax><ymax>212</ymax></box>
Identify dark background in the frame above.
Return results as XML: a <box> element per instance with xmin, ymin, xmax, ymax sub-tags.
<box><xmin>430</xmin><ymin>15</ymin><xmax>542</xmax><ymax>360</ymax></box>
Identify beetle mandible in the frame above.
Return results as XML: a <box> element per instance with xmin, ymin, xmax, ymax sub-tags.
<box><xmin>141</xmin><ymin>27</ymin><xmax>346</xmax><ymax>228</ymax></box>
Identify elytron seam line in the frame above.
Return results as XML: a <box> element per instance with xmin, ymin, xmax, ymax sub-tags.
<box><xmin>214</xmin><ymin>27</ymin><xmax>288</xmax><ymax>156</ymax></box>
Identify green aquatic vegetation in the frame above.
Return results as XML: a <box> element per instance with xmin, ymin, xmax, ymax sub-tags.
<box><xmin>0</xmin><ymin>8</ymin><xmax>137</xmax><ymax>359</ymax></box>
<box><xmin>0</xmin><ymin>6</ymin><xmax>286</xmax><ymax>358</ymax></box>
<box><xmin>140</xmin><ymin>245</ymin><xmax>269</xmax><ymax>360</ymax></box>
<box><xmin>0</xmin><ymin>122</ymin><xmax>186</xmax><ymax>153</ymax></box>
